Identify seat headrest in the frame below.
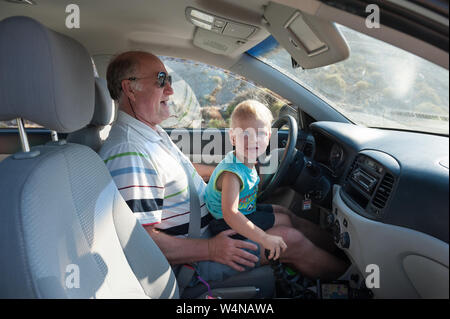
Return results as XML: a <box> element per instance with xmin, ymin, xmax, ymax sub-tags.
<box><xmin>91</xmin><ymin>78</ymin><xmax>115</xmax><ymax>126</ymax></box>
<box><xmin>0</xmin><ymin>16</ymin><xmax>94</xmax><ymax>133</ymax></box>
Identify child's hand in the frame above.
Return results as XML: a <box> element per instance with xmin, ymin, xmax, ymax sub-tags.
<box><xmin>261</xmin><ymin>234</ymin><xmax>287</xmax><ymax>260</ymax></box>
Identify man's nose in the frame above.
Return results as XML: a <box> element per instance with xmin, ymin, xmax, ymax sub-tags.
<box><xmin>164</xmin><ymin>82</ymin><xmax>174</xmax><ymax>95</ymax></box>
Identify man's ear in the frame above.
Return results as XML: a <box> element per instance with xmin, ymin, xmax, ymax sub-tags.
<box><xmin>121</xmin><ymin>79</ymin><xmax>136</xmax><ymax>101</ymax></box>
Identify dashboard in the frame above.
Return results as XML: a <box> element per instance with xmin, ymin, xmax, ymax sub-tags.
<box><xmin>311</xmin><ymin>132</ymin><xmax>346</xmax><ymax>177</ymax></box>
<box><xmin>303</xmin><ymin>121</ymin><xmax>449</xmax><ymax>298</ymax></box>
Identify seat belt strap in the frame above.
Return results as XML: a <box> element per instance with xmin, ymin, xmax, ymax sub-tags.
<box><xmin>176</xmin><ymin>157</ymin><xmax>202</xmax><ymax>295</ymax></box>
<box><xmin>181</xmin><ymin>158</ymin><xmax>201</xmax><ymax>238</ymax></box>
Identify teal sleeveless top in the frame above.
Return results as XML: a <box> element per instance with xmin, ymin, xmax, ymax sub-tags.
<box><xmin>205</xmin><ymin>151</ymin><xmax>259</xmax><ymax>219</ymax></box>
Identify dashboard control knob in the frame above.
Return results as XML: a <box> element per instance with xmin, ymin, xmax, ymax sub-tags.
<box><xmin>340</xmin><ymin>232</ymin><xmax>350</xmax><ymax>249</ymax></box>
<box><xmin>326</xmin><ymin>213</ymin><xmax>335</xmax><ymax>226</ymax></box>
<box><xmin>333</xmin><ymin>221</ymin><xmax>341</xmax><ymax>244</ymax></box>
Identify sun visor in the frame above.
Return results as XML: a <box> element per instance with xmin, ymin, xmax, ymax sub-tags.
<box><xmin>263</xmin><ymin>2</ymin><xmax>349</xmax><ymax>69</ymax></box>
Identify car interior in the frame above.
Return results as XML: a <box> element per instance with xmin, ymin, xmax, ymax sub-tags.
<box><xmin>0</xmin><ymin>0</ymin><xmax>448</xmax><ymax>299</ymax></box>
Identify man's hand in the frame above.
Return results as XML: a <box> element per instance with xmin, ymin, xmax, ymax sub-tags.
<box><xmin>208</xmin><ymin>229</ymin><xmax>259</xmax><ymax>272</ymax></box>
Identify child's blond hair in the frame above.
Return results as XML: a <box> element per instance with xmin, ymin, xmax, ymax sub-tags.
<box><xmin>230</xmin><ymin>100</ymin><xmax>273</xmax><ymax>128</ymax></box>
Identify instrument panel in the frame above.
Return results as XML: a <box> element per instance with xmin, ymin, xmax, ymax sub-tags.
<box><xmin>329</xmin><ymin>143</ymin><xmax>345</xmax><ymax>171</ymax></box>
<box><xmin>312</xmin><ymin>132</ymin><xmax>347</xmax><ymax>176</ymax></box>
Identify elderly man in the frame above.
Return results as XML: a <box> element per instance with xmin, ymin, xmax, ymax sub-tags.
<box><xmin>99</xmin><ymin>51</ymin><xmax>347</xmax><ymax>287</ymax></box>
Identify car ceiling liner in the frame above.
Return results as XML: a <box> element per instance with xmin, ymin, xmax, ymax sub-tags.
<box><xmin>187</xmin><ymin>2</ymin><xmax>349</xmax><ymax>69</ymax></box>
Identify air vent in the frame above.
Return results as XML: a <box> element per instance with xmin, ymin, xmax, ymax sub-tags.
<box><xmin>372</xmin><ymin>173</ymin><xmax>395</xmax><ymax>209</ymax></box>
<box><xmin>345</xmin><ymin>157</ymin><xmax>358</xmax><ymax>182</ymax></box>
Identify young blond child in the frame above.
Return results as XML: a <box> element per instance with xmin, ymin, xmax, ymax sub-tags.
<box><xmin>205</xmin><ymin>100</ymin><xmax>289</xmax><ymax>260</ymax></box>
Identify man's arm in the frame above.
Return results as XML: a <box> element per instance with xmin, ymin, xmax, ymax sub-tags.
<box><xmin>143</xmin><ymin>225</ymin><xmax>260</xmax><ymax>272</ymax></box>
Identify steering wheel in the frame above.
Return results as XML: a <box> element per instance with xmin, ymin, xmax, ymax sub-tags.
<box><xmin>258</xmin><ymin>115</ymin><xmax>298</xmax><ymax>201</ymax></box>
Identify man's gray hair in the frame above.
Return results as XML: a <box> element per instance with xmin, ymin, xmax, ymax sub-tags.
<box><xmin>106</xmin><ymin>52</ymin><xmax>141</xmax><ymax>100</ymax></box>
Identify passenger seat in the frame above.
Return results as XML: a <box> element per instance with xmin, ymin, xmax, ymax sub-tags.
<box><xmin>0</xmin><ymin>16</ymin><xmax>178</xmax><ymax>298</ymax></box>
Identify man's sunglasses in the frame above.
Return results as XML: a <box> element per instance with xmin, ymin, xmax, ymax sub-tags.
<box><xmin>127</xmin><ymin>71</ymin><xmax>172</xmax><ymax>88</ymax></box>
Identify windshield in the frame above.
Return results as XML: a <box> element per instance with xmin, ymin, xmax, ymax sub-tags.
<box><xmin>247</xmin><ymin>25</ymin><xmax>449</xmax><ymax>135</ymax></box>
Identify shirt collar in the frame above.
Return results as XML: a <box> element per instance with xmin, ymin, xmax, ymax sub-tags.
<box><xmin>116</xmin><ymin>110</ymin><xmax>164</xmax><ymax>142</ymax></box>
<box><xmin>227</xmin><ymin>151</ymin><xmax>255</xmax><ymax>173</ymax></box>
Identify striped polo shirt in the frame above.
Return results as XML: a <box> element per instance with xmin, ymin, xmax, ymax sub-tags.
<box><xmin>99</xmin><ymin>111</ymin><xmax>211</xmax><ymax>237</ymax></box>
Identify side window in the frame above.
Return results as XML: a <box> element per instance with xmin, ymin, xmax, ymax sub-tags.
<box><xmin>160</xmin><ymin>57</ymin><xmax>290</xmax><ymax>129</ymax></box>
<box><xmin>0</xmin><ymin>119</ymin><xmax>43</xmax><ymax>129</ymax></box>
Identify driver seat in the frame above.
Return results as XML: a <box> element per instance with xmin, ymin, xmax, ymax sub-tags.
<box><xmin>66</xmin><ymin>77</ymin><xmax>116</xmax><ymax>152</ymax></box>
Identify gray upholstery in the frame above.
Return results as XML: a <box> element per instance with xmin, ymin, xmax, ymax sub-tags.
<box><xmin>0</xmin><ymin>144</ymin><xmax>178</xmax><ymax>298</ymax></box>
<box><xmin>91</xmin><ymin>78</ymin><xmax>115</xmax><ymax>126</ymax></box>
<box><xmin>0</xmin><ymin>16</ymin><xmax>94</xmax><ymax>132</ymax></box>
<box><xmin>0</xmin><ymin>16</ymin><xmax>178</xmax><ymax>298</ymax></box>
<box><xmin>66</xmin><ymin>78</ymin><xmax>116</xmax><ymax>151</ymax></box>
<box><xmin>66</xmin><ymin>126</ymin><xmax>108</xmax><ymax>152</ymax></box>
